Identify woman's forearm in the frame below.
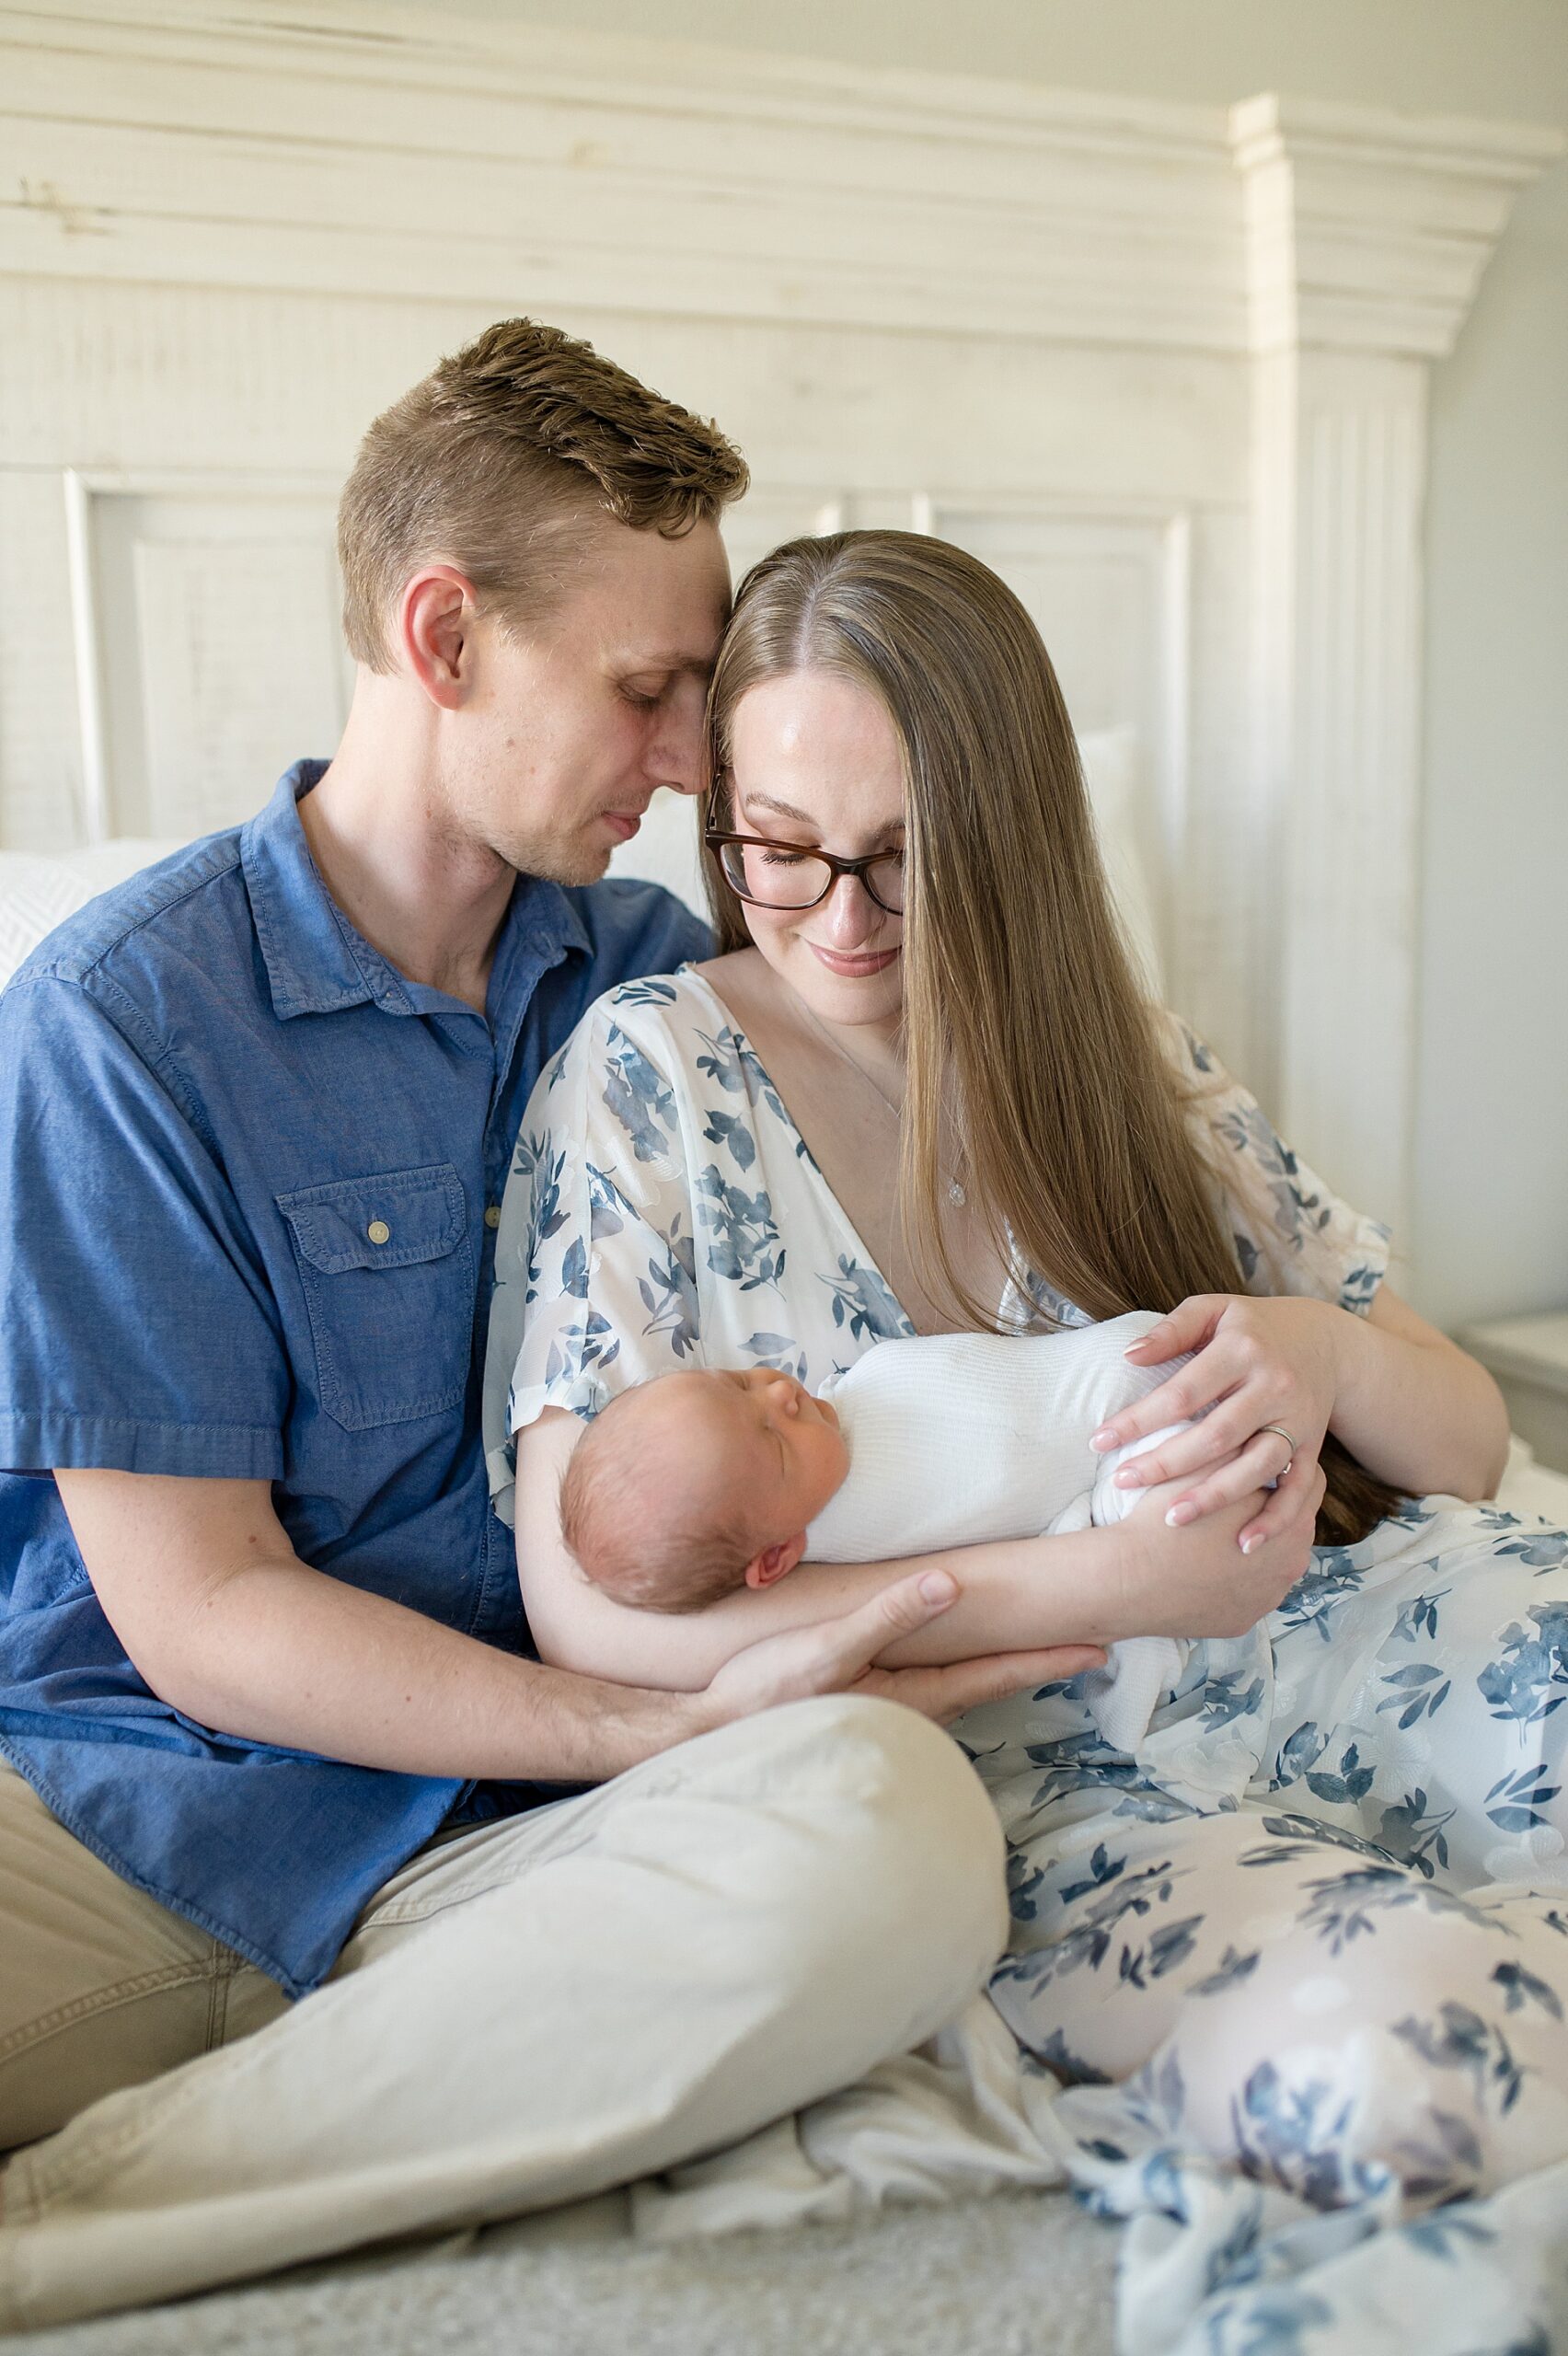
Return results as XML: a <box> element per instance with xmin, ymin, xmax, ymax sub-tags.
<box><xmin>529</xmin><ymin>1495</ymin><xmax>1299</xmax><ymax>1692</ymax></box>
<box><xmin>1329</xmin><ymin>1299</ymin><xmax>1510</xmax><ymax>1501</ymax></box>
<box><xmin>790</xmin><ymin>1529</ymin><xmax>1133</xmax><ymax>1668</ymax></box>
<box><xmin>529</xmin><ymin>1524</ymin><xmax>1124</xmax><ymax>1692</ymax></box>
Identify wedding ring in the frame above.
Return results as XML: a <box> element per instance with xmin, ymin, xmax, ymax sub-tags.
<box><xmin>1257</xmin><ymin>1422</ymin><xmax>1297</xmax><ymax>1479</ymax></box>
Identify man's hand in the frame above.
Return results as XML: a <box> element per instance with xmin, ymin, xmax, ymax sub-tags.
<box><xmin>697</xmin><ymin>1567</ymin><xmax>1108</xmax><ymax>1732</ymax></box>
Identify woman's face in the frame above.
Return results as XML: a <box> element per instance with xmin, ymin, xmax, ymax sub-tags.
<box><xmin>725</xmin><ymin>670</ymin><xmax>905</xmax><ymax>1034</ymax></box>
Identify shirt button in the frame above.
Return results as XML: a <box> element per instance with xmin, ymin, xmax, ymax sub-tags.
<box><xmin>366</xmin><ymin>1219</ymin><xmax>391</xmax><ymax>1245</ymax></box>
<box><xmin>484</xmin><ymin>1205</ymin><xmax>502</xmax><ymax>1230</ymax></box>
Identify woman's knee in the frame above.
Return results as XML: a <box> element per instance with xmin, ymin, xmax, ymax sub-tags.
<box><xmin>1172</xmin><ymin>1883</ymin><xmax>1568</xmax><ymax>2202</ymax></box>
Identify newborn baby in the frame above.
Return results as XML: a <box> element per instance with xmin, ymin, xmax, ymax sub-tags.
<box><xmin>559</xmin><ymin>1311</ymin><xmax>1196</xmax><ymax>1754</ymax></box>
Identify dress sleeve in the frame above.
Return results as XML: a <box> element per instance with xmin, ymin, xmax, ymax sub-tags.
<box><xmin>1159</xmin><ymin>1011</ymin><xmax>1391</xmax><ymax>1318</ymax></box>
<box><xmin>483</xmin><ymin>992</ymin><xmax>703</xmax><ymax>1527</ymax></box>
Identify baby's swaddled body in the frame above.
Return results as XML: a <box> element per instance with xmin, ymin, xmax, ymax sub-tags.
<box><xmin>559</xmin><ymin>1306</ymin><xmax>1275</xmax><ymax>1788</ymax></box>
<box><xmin>807</xmin><ymin>1311</ymin><xmax>1189</xmax><ymax>1753</ymax></box>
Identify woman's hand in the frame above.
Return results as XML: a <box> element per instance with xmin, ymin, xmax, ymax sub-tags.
<box><xmin>698</xmin><ymin>1568</ymin><xmax>1108</xmax><ymax>1731</ymax></box>
<box><xmin>1116</xmin><ymin>1457</ymin><xmax>1326</xmax><ymax>1638</ymax></box>
<box><xmin>1091</xmin><ymin>1295</ymin><xmax>1347</xmax><ymax>1552</ymax></box>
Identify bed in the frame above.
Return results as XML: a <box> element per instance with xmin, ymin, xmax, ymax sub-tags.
<box><xmin>4</xmin><ymin>819</ymin><xmax>1568</xmax><ymax>2353</ymax></box>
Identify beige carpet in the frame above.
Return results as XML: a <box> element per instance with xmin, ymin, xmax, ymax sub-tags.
<box><xmin>9</xmin><ymin>2189</ymin><xmax>1119</xmax><ymax>2356</ymax></box>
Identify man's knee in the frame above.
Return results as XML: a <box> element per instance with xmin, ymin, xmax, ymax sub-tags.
<box><xmin>702</xmin><ymin>1695</ymin><xmax>1009</xmax><ymax>2033</ymax></box>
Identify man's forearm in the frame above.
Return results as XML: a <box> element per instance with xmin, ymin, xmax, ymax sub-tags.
<box><xmin>162</xmin><ymin>1553</ymin><xmax>705</xmax><ymax>1782</ymax></box>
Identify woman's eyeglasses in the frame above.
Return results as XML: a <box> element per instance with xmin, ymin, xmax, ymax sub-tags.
<box><xmin>704</xmin><ymin>831</ymin><xmax>905</xmax><ymax>916</ymax></box>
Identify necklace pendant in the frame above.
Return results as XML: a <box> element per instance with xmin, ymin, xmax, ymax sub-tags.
<box><xmin>947</xmin><ymin>1179</ymin><xmax>966</xmax><ymax>1207</ymax></box>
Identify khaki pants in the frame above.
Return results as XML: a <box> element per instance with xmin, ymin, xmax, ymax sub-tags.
<box><xmin>0</xmin><ymin>1696</ymin><xmax>1006</xmax><ymax>2332</ymax></box>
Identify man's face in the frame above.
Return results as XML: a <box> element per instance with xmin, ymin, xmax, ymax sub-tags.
<box><xmin>445</xmin><ymin>517</ymin><xmax>732</xmax><ymax>885</ymax></box>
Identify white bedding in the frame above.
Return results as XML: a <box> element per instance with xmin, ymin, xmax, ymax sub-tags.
<box><xmin>517</xmin><ymin>1973</ymin><xmax>1568</xmax><ymax>2356</ymax></box>
<box><xmin>0</xmin><ymin>837</ymin><xmax>184</xmax><ymax>989</ymax></box>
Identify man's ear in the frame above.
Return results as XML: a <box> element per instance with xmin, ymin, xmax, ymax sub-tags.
<box><xmin>744</xmin><ymin>1533</ymin><xmax>807</xmax><ymax>1589</ymax></box>
<box><xmin>398</xmin><ymin>566</ymin><xmax>478</xmax><ymax>710</ymax></box>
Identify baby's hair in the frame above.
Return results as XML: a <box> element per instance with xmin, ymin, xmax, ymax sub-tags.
<box><xmin>559</xmin><ymin>1386</ymin><xmax>758</xmax><ymax>1613</ymax></box>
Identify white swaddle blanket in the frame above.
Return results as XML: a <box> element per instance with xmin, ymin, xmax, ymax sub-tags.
<box><xmin>804</xmin><ymin>1311</ymin><xmax>1190</xmax><ymax>1754</ymax></box>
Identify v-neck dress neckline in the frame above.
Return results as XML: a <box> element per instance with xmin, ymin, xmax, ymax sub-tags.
<box><xmin>678</xmin><ymin>964</ymin><xmax>1043</xmax><ymax>1342</ymax></box>
<box><xmin>674</xmin><ymin>965</ymin><xmax>925</xmax><ymax>1338</ymax></box>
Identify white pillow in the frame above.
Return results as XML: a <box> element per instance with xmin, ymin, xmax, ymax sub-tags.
<box><xmin>0</xmin><ymin>839</ymin><xmax>185</xmax><ymax>991</ymax></box>
<box><xmin>605</xmin><ymin>729</ymin><xmax>1166</xmax><ymax>998</ymax></box>
<box><xmin>55</xmin><ymin>837</ymin><xmax>187</xmax><ymax>895</ymax></box>
<box><xmin>0</xmin><ymin>854</ymin><xmax>92</xmax><ymax>991</ymax></box>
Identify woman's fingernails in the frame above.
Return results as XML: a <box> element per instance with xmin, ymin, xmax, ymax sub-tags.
<box><xmin>1165</xmin><ymin>1502</ymin><xmax>1197</xmax><ymax>1528</ymax></box>
<box><xmin>1239</xmin><ymin>1534</ymin><xmax>1261</xmax><ymax>1554</ymax></box>
<box><xmin>1113</xmin><ymin>1467</ymin><xmax>1141</xmax><ymax>1487</ymax></box>
<box><xmin>1090</xmin><ymin>1426</ymin><xmax>1117</xmax><ymax>1451</ymax></box>
<box><xmin>918</xmin><ymin>1570</ymin><xmax>957</xmax><ymax>1603</ymax></box>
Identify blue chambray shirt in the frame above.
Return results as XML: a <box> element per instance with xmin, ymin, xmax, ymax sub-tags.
<box><xmin>0</xmin><ymin>762</ymin><xmax>709</xmax><ymax>1997</ymax></box>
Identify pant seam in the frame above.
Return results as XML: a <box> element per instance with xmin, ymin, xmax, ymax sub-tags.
<box><xmin>0</xmin><ymin>1958</ymin><xmax>230</xmax><ymax>2069</ymax></box>
<box><xmin>204</xmin><ymin>1946</ymin><xmax>234</xmax><ymax>2051</ymax></box>
<box><xmin>358</xmin><ymin>1819</ymin><xmax>613</xmax><ymax>1935</ymax></box>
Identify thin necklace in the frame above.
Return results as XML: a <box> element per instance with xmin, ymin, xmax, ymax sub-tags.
<box><xmin>796</xmin><ymin>998</ymin><xmax>968</xmax><ymax>1208</ymax></box>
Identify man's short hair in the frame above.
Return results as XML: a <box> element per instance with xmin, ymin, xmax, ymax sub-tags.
<box><xmin>338</xmin><ymin>318</ymin><xmax>749</xmax><ymax>668</ymax></box>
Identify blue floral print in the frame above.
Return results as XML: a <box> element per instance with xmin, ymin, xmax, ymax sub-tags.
<box><xmin>600</xmin><ymin>1024</ymin><xmax>677</xmax><ymax>1164</ymax></box>
<box><xmin>484</xmin><ymin>969</ymin><xmax>1568</xmax><ymax>2356</ymax></box>
<box><xmin>1479</xmin><ymin>1605</ymin><xmax>1568</xmax><ymax>1730</ymax></box>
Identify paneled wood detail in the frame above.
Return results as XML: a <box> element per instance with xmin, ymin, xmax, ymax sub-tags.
<box><xmin>65</xmin><ymin>480</ymin><xmax>350</xmax><ymax>840</ymax></box>
<box><xmin>1</xmin><ymin>3</ymin><xmax>1248</xmax><ymax>347</ymax></box>
<box><xmin>0</xmin><ymin>0</ymin><xmax>1560</xmax><ymax>1264</ymax></box>
<box><xmin>1253</xmin><ymin>361</ymin><xmax>1430</xmax><ymax>1243</ymax></box>
<box><xmin>923</xmin><ymin>502</ymin><xmax>1192</xmax><ymax>980</ymax></box>
<box><xmin>1231</xmin><ymin>96</ymin><xmax>1559</xmax><ymax>358</ymax></box>
<box><xmin>1227</xmin><ymin>77</ymin><xmax>1543</xmax><ymax>1233</ymax></box>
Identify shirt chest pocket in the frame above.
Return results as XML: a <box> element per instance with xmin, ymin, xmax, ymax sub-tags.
<box><xmin>276</xmin><ymin>1164</ymin><xmax>475</xmax><ymax>1431</ymax></box>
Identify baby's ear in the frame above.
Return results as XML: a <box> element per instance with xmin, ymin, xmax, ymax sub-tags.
<box><xmin>744</xmin><ymin>1534</ymin><xmax>807</xmax><ymax>1589</ymax></box>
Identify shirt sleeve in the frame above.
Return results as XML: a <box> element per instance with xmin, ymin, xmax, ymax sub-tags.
<box><xmin>483</xmin><ymin>991</ymin><xmax>703</xmax><ymax>1527</ymax></box>
<box><xmin>1159</xmin><ymin>1010</ymin><xmax>1391</xmax><ymax>1318</ymax></box>
<box><xmin>0</xmin><ymin>975</ymin><xmax>288</xmax><ymax>1478</ymax></box>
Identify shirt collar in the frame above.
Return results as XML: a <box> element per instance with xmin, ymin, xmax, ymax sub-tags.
<box><xmin>242</xmin><ymin>761</ymin><xmax>591</xmax><ymax>1024</ymax></box>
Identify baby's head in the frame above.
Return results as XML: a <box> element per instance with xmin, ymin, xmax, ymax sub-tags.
<box><xmin>559</xmin><ymin>1368</ymin><xmax>849</xmax><ymax>1612</ymax></box>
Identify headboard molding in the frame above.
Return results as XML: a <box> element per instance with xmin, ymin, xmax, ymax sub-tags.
<box><xmin>1</xmin><ymin>0</ymin><xmax>1560</xmax><ymax>1247</ymax></box>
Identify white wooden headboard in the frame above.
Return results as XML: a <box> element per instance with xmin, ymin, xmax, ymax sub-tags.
<box><xmin>1</xmin><ymin>0</ymin><xmax>1559</xmax><ymax>1244</ymax></box>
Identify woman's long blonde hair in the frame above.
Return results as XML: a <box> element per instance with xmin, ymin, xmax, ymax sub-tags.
<box><xmin>703</xmin><ymin>530</ymin><xmax>1399</xmax><ymax>1548</ymax></box>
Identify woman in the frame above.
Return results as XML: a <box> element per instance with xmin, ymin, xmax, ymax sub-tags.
<box><xmin>485</xmin><ymin>532</ymin><xmax>1568</xmax><ymax>2335</ymax></box>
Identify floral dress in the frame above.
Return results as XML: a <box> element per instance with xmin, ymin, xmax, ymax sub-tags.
<box><xmin>484</xmin><ymin>966</ymin><xmax>1568</xmax><ymax>2355</ymax></box>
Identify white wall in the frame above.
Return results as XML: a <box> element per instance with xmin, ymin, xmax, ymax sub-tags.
<box><xmin>401</xmin><ymin>0</ymin><xmax>1567</xmax><ymax>1330</ymax></box>
<box><xmin>1418</xmin><ymin>167</ymin><xmax>1568</xmax><ymax>1328</ymax></box>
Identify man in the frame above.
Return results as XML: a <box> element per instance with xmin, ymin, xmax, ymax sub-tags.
<box><xmin>0</xmin><ymin>320</ymin><xmax>1096</xmax><ymax>2327</ymax></box>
